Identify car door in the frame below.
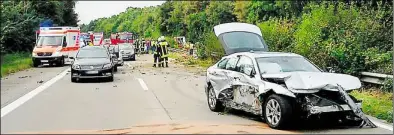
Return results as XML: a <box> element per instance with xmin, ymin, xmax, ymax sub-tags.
<box><xmin>207</xmin><ymin>58</ymin><xmax>230</xmax><ymax>92</ymax></box>
<box><xmin>208</xmin><ymin>57</ymin><xmax>238</xmax><ymax>93</ymax></box>
<box><xmin>232</xmin><ymin>55</ymin><xmax>260</xmax><ymax>111</ymax></box>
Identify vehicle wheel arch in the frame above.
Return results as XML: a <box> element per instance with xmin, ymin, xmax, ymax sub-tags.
<box><xmin>206</xmin><ymin>81</ymin><xmax>213</xmax><ymax>95</ymax></box>
<box><xmin>257</xmin><ymin>89</ymin><xmax>296</xmax><ymax>108</ymax></box>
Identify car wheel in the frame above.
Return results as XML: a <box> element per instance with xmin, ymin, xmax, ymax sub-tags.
<box><xmin>207</xmin><ymin>85</ymin><xmax>224</xmax><ymax>112</ymax></box>
<box><xmin>108</xmin><ymin>75</ymin><xmax>114</xmax><ymax>82</ymax></box>
<box><xmin>56</xmin><ymin>59</ymin><xmax>64</xmax><ymax>67</ymax></box>
<box><xmin>33</xmin><ymin>61</ymin><xmax>39</xmax><ymax>67</ymax></box>
<box><xmin>114</xmin><ymin>66</ymin><xmax>118</xmax><ymax>72</ymax></box>
<box><xmin>71</xmin><ymin>77</ymin><xmax>78</xmax><ymax>83</ymax></box>
<box><xmin>61</xmin><ymin>57</ymin><xmax>65</xmax><ymax>66</ymax></box>
<box><xmin>263</xmin><ymin>94</ymin><xmax>293</xmax><ymax>129</ymax></box>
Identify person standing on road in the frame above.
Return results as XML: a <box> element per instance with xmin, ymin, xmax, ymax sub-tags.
<box><xmin>146</xmin><ymin>39</ymin><xmax>151</xmax><ymax>54</ymax></box>
<box><xmin>140</xmin><ymin>38</ymin><xmax>145</xmax><ymax>54</ymax></box>
<box><xmin>134</xmin><ymin>39</ymin><xmax>140</xmax><ymax>54</ymax></box>
<box><xmin>158</xmin><ymin>36</ymin><xmax>169</xmax><ymax>68</ymax></box>
<box><xmin>152</xmin><ymin>39</ymin><xmax>160</xmax><ymax>67</ymax></box>
<box><xmin>189</xmin><ymin>43</ymin><xmax>194</xmax><ymax>55</ymax></box>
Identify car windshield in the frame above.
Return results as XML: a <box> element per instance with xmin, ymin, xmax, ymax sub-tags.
<box><xmin>256</xmin><ymin>56</ymin><xmax>321</xmax><ymax>74</ymax></box>
<box><xmin>36</xmin><ymin>36</ymin><xmax>63</xmax><ymax>46</ymax></box>
<box><xmin>119</xmin><ymin>44</ymin><xmax>133</xmax><ymax>50</ymax></box>
<box><xmin>120</xmin><ymin>34</ymin><xmax>132</xmax><ymax>40</ymax></box>
<box><xmin>222</xmin><ymin>31</ymin><xmax>266</xmax><ymax>49</ymax></box>
<box><xmin>76</xmin><ymin>48</ymin><xmax>109</xmax><ymax>58</ymax></box>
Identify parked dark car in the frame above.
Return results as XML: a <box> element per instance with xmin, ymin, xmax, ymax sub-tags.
<box><xmin>70</xmin><ymin>46</ymin><xmax>117</xmax><ymax>82</ymax></box>
<box><xmin>119</xmin><ymin>43</ymin><xmax>136</xmax><ymax>61</ymax></box>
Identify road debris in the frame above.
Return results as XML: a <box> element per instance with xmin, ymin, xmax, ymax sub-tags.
<box><xmin>18</xmin><ymin>76</ymin><xmax>28</xmax><ymax>78</ymax></box>
<box><xmin>336</xmin><ymin>84</ymin><xmax>377</xmax><ymax>128</ymax></box>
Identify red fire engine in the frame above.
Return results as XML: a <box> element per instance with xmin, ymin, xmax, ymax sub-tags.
<box><xmin>92</xmin><ymin>32</ymin><xmax>104</xmax><ymax>45</ymax></box>
<box><xmin>110</xmin><ymin>32</ymin><xmax>135</xmax><ymax>45</ymax></box>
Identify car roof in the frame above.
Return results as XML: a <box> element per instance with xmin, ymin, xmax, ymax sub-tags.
<box><xmin>80</xmin><ymin>46</ymin><xmax>106</xmax><ymax>50</ymax></box>
<box><xmin>223</xmin><ymin>51</ymin><xmax>303</xmax><ymax>59</ymax></box>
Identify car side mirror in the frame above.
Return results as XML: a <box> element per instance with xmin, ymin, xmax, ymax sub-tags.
<box><xmin>110</xmin><ymin>54</ymin><xmax>117</xmax><ymax>59</ymax></box>
<box><xmin>326</xmin><ymin>67</ymin><xmax>335</xmax><ymax>73</ymax></box>
<box><xmin>250</xmin><ymin>68</ymin><xmax>256</xmax><ymax>77</ymax></box>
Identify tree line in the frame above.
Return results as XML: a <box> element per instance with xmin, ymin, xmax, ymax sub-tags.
<box><xmin>1</xmin><ymin>1</ymin><xmax>79</xmax><ymax>54</ymax></box>
<box><xmin>83</xmin><ymin>1</ymin><xmax>392</xmax><ymax>76</ymax></box>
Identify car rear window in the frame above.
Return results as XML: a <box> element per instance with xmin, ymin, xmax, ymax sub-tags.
<box><xmin>217</xmin><ymin>58</ymin><xmax>229</xmax><ymax>69</ymax></box>
<box><xmin>225</xmin><ymin>57</ymin><xmax>239</xmax><ymax>71</ymax></box>
<box><xmin>222</xmin><ymin>32</ymin><xmax>266</xmax><ymax>49</ymax></box>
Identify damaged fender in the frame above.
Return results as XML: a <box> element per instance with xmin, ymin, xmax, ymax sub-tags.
<box><xmin>258</xmin><ymin>82</ymin><xmax>296</xmax><ymax>98</ymax></box>
<box><xmin>261</xmin><ymin>72</ymin><xmax>362</xmax><ymax>91</ymax></box>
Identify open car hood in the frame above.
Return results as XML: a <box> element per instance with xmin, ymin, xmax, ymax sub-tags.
<box><xmin>261</xmin><ymin>72</ymin><xmax>362</xmax><ymax>91</ymax></box>
<box><xmin>13</xmin><ymin>123</ymin><xmax>296</xmax><ymax>134</ymax></box>
<box><xmin>213</xmin><ymin>22</ymin><xmax>269</xmax><ymax>55</ymax></box>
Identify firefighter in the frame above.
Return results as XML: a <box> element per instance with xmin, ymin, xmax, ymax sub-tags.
<box><xmin>152</xmin><ymin>39</ymin><xmax>160</xmax><ymax>67</ymax></box>
<box><xmin>88</xmin><ymin>41</ymin><xmax>94</xmax><ymax>46</ymax></box>
<box><xmin>158</xmin><ymin>36</ymin><xmax>169</xmax><ymax>67</ymax></box>
<box><xmin>140</xmin><ymin>38</ymin><xmax>146</xmax><ymax>53</ymax></box>
<box><xmin>134</xmin><ymin>39</ymin><xmax>140</xmax><ymax>54</ymax></box>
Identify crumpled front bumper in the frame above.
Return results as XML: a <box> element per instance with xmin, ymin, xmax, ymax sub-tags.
<box><xmin>308</xmin><ymin>103</ymin><xmax>362</xmax><ymax>114</ymax></box>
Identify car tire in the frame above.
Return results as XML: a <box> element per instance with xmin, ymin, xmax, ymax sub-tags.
<box><xmin>71</xmin><ymin>77</ymin><xmax>78</xmax><ymax>83</ymax></box>
<box><xmin>207</xmin><ymin>85</ymin><xmax>224</xmax><ymax>112</ymax></box>
<box><xmin>114</xmin><ymin>66</ymin><xmax>118</xmax><ymax>72</ymax></box>
<box><xmin>33</xmin><ymin>61</ymin><xmax>39</xmax><ymax>67</ymax></box>
<box><xmin>108</xmin><ymin>76</ymin><xmax>114</xmax><ymax>82</ymax></box>
<box><xmin>263</xmin><ymin>94</ymin><xmax>293</xmax><ymax>129</ymax></box>
<box><xmin>56</xmin><ymin>58</ymin><xmax>64</xmax><ymax>67</ymax></box>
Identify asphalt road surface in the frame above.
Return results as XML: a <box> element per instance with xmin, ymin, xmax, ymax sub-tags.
<box><xmin>1</xmin><ymin>54</ymin><xmax>392</xmax><ymax>134</ymax></box>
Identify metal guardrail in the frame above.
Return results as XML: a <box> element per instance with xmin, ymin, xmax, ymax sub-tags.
<box><xmin>360</xmin><ymin>72</ymin><xmax>393</xmax><ymax>85</ymax></box>
<box><xmin>169</xmin><ymin>48</ymin><xmax>392</xmax><ymax>85</ymax></box>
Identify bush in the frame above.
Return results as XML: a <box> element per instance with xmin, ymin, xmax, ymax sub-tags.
<box><xmin>1</xmin><ymin>52</ymin><xmax>32</xmax><ymax>77</ymax></box>
<box><xmin>202</xmin><ymin>32</ymin><xmax>224</xmax><ymax>60</ymax></box>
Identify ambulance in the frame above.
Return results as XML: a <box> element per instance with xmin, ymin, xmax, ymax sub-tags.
<box><xmin>32</xmin><ymin>27</ymin><xmax>80</xmax><ymax>67</ymax></box>
<box><xmin>93</xmin><ymin>32</ymin><xmax>104</xmax><ymax>45</ymax></box>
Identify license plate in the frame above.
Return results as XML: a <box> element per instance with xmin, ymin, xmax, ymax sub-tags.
<box><xmin>86</xmin><ymin>71</ymin><xmax>98</xmax><ymax>74</ymax></box>
<box><xmin>41</xmin><ymin>60</ymin><xmax>49</xmax><ymax>63</ymax></box>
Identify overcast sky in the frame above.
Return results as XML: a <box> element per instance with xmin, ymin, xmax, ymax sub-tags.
<box><xmin>75</xmin><ymin>1</ymin><xmax>165</xmax><ymax>25</ymax></box>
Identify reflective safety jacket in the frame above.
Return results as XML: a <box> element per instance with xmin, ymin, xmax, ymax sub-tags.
<box><xmin>159</xmin><ymin>41</ymin><xmax>169</xmax><ymax>58</ymax></box>
<box><xmin>152</xmin><ymin>41</ymin><xmax>158</xmax><ymax>54</ymax></box>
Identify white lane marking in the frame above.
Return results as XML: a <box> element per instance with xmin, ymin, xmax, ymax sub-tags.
<box><xmin>137</xmin><ymin>78</ymin><xmax>149</xmax><ymax>91</ymax></box>
<box><xmin>1</xmin><ymin>68</ymin><xmax>69</xmax><ymax>118</ymax></box>
<box><xmin>371</xmin><ymin>119</ymin><xmax>393</xmax><ymax>131</ymax></box>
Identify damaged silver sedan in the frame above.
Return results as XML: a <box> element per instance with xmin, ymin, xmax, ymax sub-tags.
<box><xmin>205</xmin><ymin>22</ymin><xmax>376</xmax><ymax>129</ymax></box>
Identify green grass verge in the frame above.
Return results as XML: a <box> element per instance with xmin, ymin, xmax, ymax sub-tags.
<box><xmin>1</xmin><ymin>52</ymin><xmax>32</xmax><ymax>78</ymax></box>
<box><xmin>351</xmin><ymin>90</ymin><xmax>393</xmax><ymax>123</ymax></box>
<box><xmin>168</xmin><ymin>52</ymin><xmax>214</xmax><ymax>69</ymax></box>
